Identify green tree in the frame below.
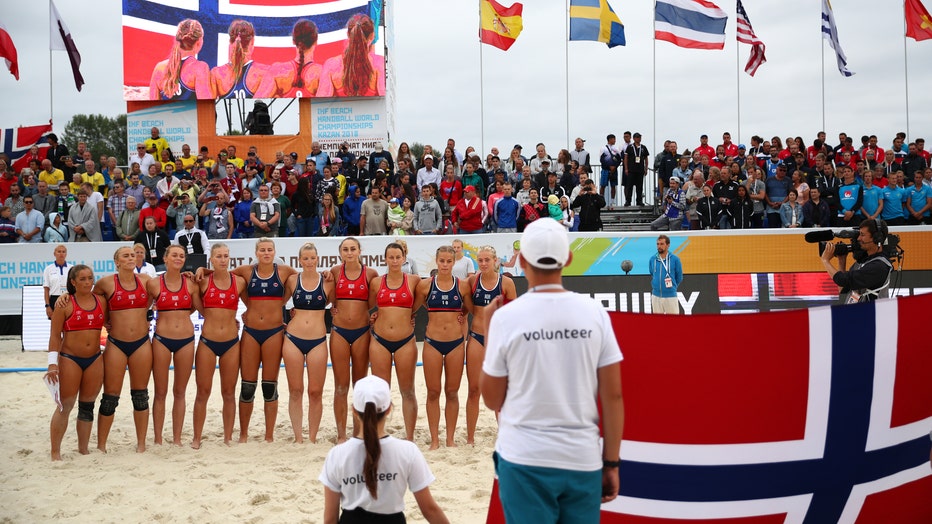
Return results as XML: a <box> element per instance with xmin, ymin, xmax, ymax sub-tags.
<box><xmin>410</xmin><ymin>142</ymin><xmax>425</xmax><ymax>162</ymax></box>
<box><xmin>62</xmin><ymin>114</ymin><xmax>128</xmax><ymax>164</ymax></box>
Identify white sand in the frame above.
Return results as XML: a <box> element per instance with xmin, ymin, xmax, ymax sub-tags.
<box><xmin>0</xmin><ymin>337</ymin><xmax>497</xmax><ymax>523</ymax></box>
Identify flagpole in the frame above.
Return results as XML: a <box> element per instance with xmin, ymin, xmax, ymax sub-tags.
<box><xmin>902</xmin><ymin>2</ymin><xmax>910</xmax><ymax>138</ymax></box>
<box><xmin>651</xmin><ymin>0</ymin><xmax>657</xmax><ymax>208</ymax></box>
<box><xmin>478</xmin><ymin>2</ymin><xmax>485</xmax><ymax>158</ymax></box>
<box><xmin>565</xmin><ymin>0</ymin><xmax>570</xmax><ymax>149</ymax></box>
<box><xmin>820</xmin><ymin>26</ymin><xmax>826</xmax><ymax>133</ymax></box>
<box><xmin>49</xmin><ymin>0</ymin><xmax>54</xmax><ymax>123</ymax></box>
<box><xmin>735</xmin><ymin>29</ymin><xmax>741</xmax><ymax>145</ymax></box>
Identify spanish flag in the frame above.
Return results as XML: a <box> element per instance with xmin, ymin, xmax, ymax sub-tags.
<box><xmin>905</xmin><ymin>0</ymin><xmax>932</xmax><ymax>41</ymax></box>
<box><xmin>480</xmin><ymin>0</ymin><xmax>524</xmax><ymax>51</ymax></box>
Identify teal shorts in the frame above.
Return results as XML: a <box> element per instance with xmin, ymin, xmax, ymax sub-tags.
<box><xmin>494</xmin><ymin>452</ymin><xmax>602</xmax><ymax>524</ymax></box>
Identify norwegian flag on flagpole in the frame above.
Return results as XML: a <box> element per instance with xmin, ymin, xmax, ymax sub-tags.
<box><xmin>1</xmin><ymin>123</ymin><xmax>53</xmax><ymax>173</ymax></box>
<box><xmin>486</xmin><ymin>293</ymin><xmax>932</xmax><ymax>523</ymax></box>
<box><xmin>736</xmin><ymin>0</ymin><xmax>766</xmax><ymax>76</ymax></box>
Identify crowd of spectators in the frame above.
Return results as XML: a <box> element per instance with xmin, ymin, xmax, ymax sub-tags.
<box><xmin>2</xmin><ymin>129</ymin><xmax>930</xmax><ymax>253</ymax></box>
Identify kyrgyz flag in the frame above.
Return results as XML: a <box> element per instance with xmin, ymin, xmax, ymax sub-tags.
<box><xmin>905</xmin><ymin>0</ymin><xmax>932</xmax><ymax>41</ymax></box>
<box><xmin>480</xmin><ymin>0</ymin><xmax>523</xmax><ymax>51</ymax></box>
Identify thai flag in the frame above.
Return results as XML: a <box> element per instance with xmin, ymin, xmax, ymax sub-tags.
<box><xmin>487</xmin><ymin>293</ymin><xmax>932</xmax><ymax>522</ymax></box>
<box><xmin>1</xmin><ymin>123</ymin><xmax>53</xmax><ymax>173</ymax></box>
<box><xmin>121</xmin><ymin>0</ymin><xmax>382</xmax><ymax>98</ymax></box>
<box><xmin>655</xmin><ymin>0</ymin><xmax>727</xmax><ymax>50</ymax></box>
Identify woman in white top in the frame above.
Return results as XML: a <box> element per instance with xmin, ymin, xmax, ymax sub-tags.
<box><xmin>320</xmin><ymin>376</ymin><xmax>448</xmax><ymax>524</ymax></box>
<box><xmin>450</xmin><ymin>239</ymin><xmax>475</xmax><ymax>280</ymax></box>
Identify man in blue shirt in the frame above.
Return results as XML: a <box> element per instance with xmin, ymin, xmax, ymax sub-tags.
<box><xmin>493</xmin><ymin>183</ymin><xmax>520</xmax><ymax>233</ymax></box>
<box><xmin>880</xmin><ymin>174</ymin><xmax>907</xmax><ymax>226</ymax></box>
<box><xmin>834</xmin><ymin>165</ymin><xmax>863</xmax><ymax>227</ymax></box>
<box><xmin>860</xmin><ymin>172</ymin><xmax>883</xmax><ymax>221</ymax></box>
<box><xmin>905</xmin><ymin>172</ymin><xmax>932</xmax><ymax>225</ymax></box>
<box><xmin>649</xmin><ymin>235</ymin><xmax>683</xmax><ymax>314</ymax></box>
<box><xmin>764</xmin><ymin>164</ymin><xmax>792</xmax><ymax>228</ymax></box>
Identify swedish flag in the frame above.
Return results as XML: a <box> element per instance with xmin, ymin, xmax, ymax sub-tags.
<box><xmin>569</xmin><ymin>0</ymin><xmax>626</xmax><ymax>48</ymax></box>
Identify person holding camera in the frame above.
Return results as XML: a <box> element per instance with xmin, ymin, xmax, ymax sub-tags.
<box><xmin>166</xmin><ymin>192</ymin><xmax>199</xmax><ymax>232</ymax></box>
<box><xmin>820</xmin><ymin>219</ymin><xmax>893</xmax><ymax>304</ymax></box>
<box><xmin>650</xmin><ymin>177</ymin><xmax>686</xmax><ymax>231</ymax></box>
<box><xmin>573</xmin><ymin>178</ymin><xmax>606</xmax><ymax>231</ymax></box>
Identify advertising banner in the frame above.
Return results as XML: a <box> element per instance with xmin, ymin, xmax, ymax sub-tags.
<box><xmin>122</xmin><ymin>0</ymin><xmax>386</xmax><ymax>100</ymax></box>
<box><xmin>311</xmin><ymin>98</ymin><xmax>387</xmax><ymax>160</ymax></box>
<box><xmin>126</xmin><ymin>100</ymin><xmax>199</xmax><ymax>162</ymax></box>
<box><xmin>3</xmin><ymin>229</ymin><xmax>930</xmax><ymax>318</ymax></box>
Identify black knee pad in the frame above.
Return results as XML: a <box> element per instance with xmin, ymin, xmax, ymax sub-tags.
<box><xmin>99</xmin><ymin>394</ymin><xmax>119</xmax><ymax>416</ymax></box>
<box><xmin>262</xmin><ymin>380</ymin><xmax>279</xmax><ymax>402</ymax></box>
<box><xmin>240</xmin><ymin>380</ymin><xmax>257</xmax><ymax>403</ymax></box>
<box><xmin>130</xmin><ymin>389</ymin><xmax>149</xmax><ymax>411</ymax></box>
<box><xmin>77</xmin><ymin>401</ymin><xmax>95</xmax><ymax>422</ymax></box>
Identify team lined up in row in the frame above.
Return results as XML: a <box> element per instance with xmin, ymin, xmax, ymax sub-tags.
<box><xmin>45</xmin><ymin>237</ymin><xmax>515</xmax><ymax>460</ymax></box>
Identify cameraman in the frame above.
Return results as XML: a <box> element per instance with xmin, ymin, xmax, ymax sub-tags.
<box><xmin>573</xmin><ymin>178</ymin><xmax>606</xmax><ymax>231</ymax></box>
<box><xmin>820</xmin><ymin>219</ymin><xmax>893</xmax><ymax>304</ymax></box>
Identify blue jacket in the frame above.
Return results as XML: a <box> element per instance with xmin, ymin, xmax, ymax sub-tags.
<box><xmin>494</xmin><ymin>196</ymin><xmax>519</xmax><ymax>229</ymax></box>
<box><xmin>649</xmin><ymin>252</ymin><xmax>683</xmax><ymax>298</ymax></box>
<box><xmin>342</xmin><ymin>190</ymin><xmax>363</xmax><ymax>227</ymax></box>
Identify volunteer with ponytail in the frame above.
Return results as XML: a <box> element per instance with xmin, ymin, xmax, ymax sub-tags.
<box><xmin>320</xmin><ymin>376</ymin><xmax>449</xmax><ymax>524</ymax></box>
<box><xmin>47</xmin><ymin>265</ymin><xmax>107</xmax><ymax>461</ymax></box>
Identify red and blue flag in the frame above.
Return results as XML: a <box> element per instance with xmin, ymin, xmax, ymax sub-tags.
<box><xmin>1</xmin><ymin>123</ymin><xmax>53</xmax><ymax>173</ymax></box>
<box><xmin>487</xmin><ymin>293</ymin><xmax>932</xmax><ymax>522</ymax></box>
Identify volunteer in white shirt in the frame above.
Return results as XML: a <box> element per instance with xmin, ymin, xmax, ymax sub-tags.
<box><xmin>481</xmin><ymin>218</ymin><xmax>624</xmax><ymax>523</ymax></box>
<box><xmin>43</xmin><ymin>244</ymin><xmax>73</xmax><ymax>319</ymax></box>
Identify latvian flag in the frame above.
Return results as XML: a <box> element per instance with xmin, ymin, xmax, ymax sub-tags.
<box><xmin>487</xmin><ymin>293</ymin><xmax>932</xmax><ymax>522</ymax></box>
<box><xmin>655</xmin><ymin>0</ymin><xmax>727</xmax><ymax>50</ymax></box>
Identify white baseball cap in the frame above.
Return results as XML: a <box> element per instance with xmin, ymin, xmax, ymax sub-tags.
<box><xmin>353</xmin><ymin>376</ymin><xmax>392</xmax><ymax>413</ymax></box>
<box><xmin>520</xmin><ymin>218</ymin><xmax>570</xmax><ymax>270</ymax></box>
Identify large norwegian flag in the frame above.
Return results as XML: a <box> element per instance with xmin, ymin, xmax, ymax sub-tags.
<box><xmin>1</xmin><ymin>123</ymin><xmax>53</xmax><ymax>173</ymax></box>
<box><xmin>121</xmin><ymin>0</ymin><xmax>382</xmax><ymax>100</ymax></box>
<box><xmin>487</xmin><ymin>293</ymin><xmax>932</xmax><ymax>522</ymax></box>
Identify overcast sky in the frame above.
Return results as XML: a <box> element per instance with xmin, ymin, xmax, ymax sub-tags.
<box><xmin>2</xmin><ymin>0</ymin><xmax>930</xmax><ymax>157</ymax></box>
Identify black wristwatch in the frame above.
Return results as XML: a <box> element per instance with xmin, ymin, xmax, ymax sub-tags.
<box><xmin>602</xmin><ymin>459</ymin><xmax>621</xmax><ymax>469</ymax></box>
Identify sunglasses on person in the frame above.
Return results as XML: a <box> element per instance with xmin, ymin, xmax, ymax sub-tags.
<box><xmin>184</xmin><ymin>219</ymin><xmax>194</xmax><ymax>223</ymax></box>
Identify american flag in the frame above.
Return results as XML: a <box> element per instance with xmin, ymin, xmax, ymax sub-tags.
<box><xmin>1</xmin><ymin>123</ymin><xmax>52</xmax><ymax>173</ymax></box>
<box><xmin>736</xmin><ymin>0</ymin><xmax>766</xmax><ymax>76</ymax></box>
<box><xmin>487</xmin><ymin>293</ymin><xmax>932</xmax><ymax>523</ymax></box>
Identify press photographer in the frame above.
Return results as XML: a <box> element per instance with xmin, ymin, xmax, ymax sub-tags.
<box><xmin>818</xmin><ymin>219</ymin><xmax>894</xmax><ymax>304</ymax></box>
